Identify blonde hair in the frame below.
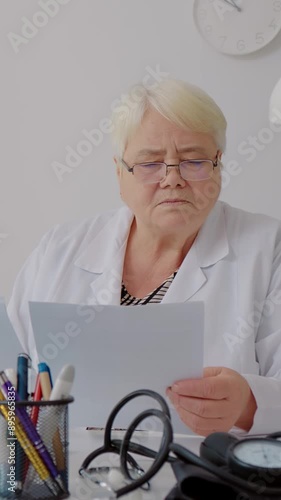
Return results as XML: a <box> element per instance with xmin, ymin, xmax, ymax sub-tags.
<box><xmin>111</xmin><ymin>79</ymin><xmax>227</xmax><ymax>156</ymax></box>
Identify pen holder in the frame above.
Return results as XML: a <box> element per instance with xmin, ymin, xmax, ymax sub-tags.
<box><xmin>0</xmin><ymin>397</ymin><xmax>74</xmax><ymax>499</ymax></box>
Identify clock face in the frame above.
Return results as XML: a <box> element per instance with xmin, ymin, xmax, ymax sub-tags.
<box><xmin>193</xmin><ymin>0</ymin><xmax>281</xmax><ymax>55</ymax></box>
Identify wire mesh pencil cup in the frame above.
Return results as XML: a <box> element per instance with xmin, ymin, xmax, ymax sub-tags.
<box><xmin>0</xmin><ymin>397</ymin><xmax>73</xmax><ymax>499</ymax></box>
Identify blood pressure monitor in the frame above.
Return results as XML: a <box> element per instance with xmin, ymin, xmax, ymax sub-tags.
<box><xmin>200</xmin><ymin>432</ymin><xmax>281</xmax><ymax>486</ymax></box>
<box><xmin>228</xmin><ymin>438</ymin><xmax>281</xmax><ymax>484</ymax></box>
<box><xmin>79</xmin><ymin>388</ymin><xmax>281</xmax><ymax>498</ymax></box>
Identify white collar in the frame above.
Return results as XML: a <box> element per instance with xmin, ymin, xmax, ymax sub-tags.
<box><xmin>74</xmin><ymin>201</ymin><xmax>229</xmax><ymax>273</ymax></box>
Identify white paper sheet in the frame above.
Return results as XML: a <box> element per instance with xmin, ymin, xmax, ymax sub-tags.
<box><xmin>0</xmin><ymin>298</ymin><xmax>24</xmax><ymax>370</ymax></box>
<box><xmin>29</xmin><ymin>301</ymin><xmax>204</xmax><ymax>432</ymax></box>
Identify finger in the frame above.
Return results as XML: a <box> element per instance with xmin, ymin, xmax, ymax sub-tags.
<box><xmin>167</xmin><ymin>389</ymin><xmax>230</xmax><ymax>418</ymax></box>
<box><xmin>176</xmin><ymin>407</ymin><xmax>232</xmax><ymax>436</ymax></box>
<box><xmin>171</xmin><ymin>376</ymin><xmax>228</xmax><ymax>399</ymax></box>
<box><xmin>175</xmin><ymin>396</ymin><xmax>230</xmax><ymax>419</ymax></box>
<box><xmin>203</xmin><ymin>366</ymin><xmax>223</xmax><ymax>378</ymax></box>
<box><xmin>166</xmin><ymin>387</ymin><xmax>180</xmax><ymax>407</ymax></box>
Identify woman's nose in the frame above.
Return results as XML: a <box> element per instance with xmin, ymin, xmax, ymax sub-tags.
<box><xmin>159</xmin><ymin>165</ymin><xmax>186</xmax><ymax>188</ymax></box>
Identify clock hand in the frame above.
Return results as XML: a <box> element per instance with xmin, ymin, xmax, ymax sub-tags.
<box><xmin>223</xmin><ymin>0</ymin><xmax>242</xmax><ymax>12</ymax></box>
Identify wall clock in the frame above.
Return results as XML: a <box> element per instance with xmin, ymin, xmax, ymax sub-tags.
<box><xmin>193</xmin><ymin>0</ymin><xmax>281</xmax><ymax>55</ymax></box>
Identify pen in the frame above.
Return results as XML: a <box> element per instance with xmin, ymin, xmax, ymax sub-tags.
<box><xmin>30</xmin><ymin>373</ymin><xmax>42</xmax><ymax>426</ymax></box>
<box><xmin>38</xmin><ymin>362</ymin><xmax>52</xmax><ymax>400</ymax></box>
<box><xmin>26</xmin><ymin>365</ymin><xmax>74</xmax><ymax>486</ymax></box>
<box><xmin>27</xmin><ymin>363</ymin><xmax>65</xmax><ymax>482</ymax></box>
<box><xmin>24</xmin><ymin>374</ymin><xmax>43</xmax><ymax>480</ymax></box>
<box><xmin>86</xmin><ymin>427</ymin><xmax>144</xmax><ymax>431</ymax></box>
<box><xmin>38</xmin><ymin>361</ymin><xmax>65</xmax><ymax>469</ymax></box>
<box><xmin>16</xmin><ymin>353</ymin><xmax>30</xmax><ymax>492</ymax></box>
<box><xmin>47</xmin><ymin>364</ymin><xmax>53</xmax><ymax>388</ymax></box>
<box><xmin>17</xmin><ymin>354</ymin><xmax>29</xmax><ymax>400</ymax></box>
<box><xmin>0</xmin><ymin>389</ymin><xmax>63</xmax><ymax>497</ymax></box>
<box><xmin>0</xmin><ymin>372</ymin><xmax>67</xmax><ymax>494</ymax></box>
<box><xmin>4</xmin><ymin>368</ymin><xmax>17</xmax><ymax>388</ymax></box>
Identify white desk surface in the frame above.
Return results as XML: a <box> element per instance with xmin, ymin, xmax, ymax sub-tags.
<box><xmin>68</xmin><ymin>428</ymin><xmax>204</xmax><ymax>499</ymax></box>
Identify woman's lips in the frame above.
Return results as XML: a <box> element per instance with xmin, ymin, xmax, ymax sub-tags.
<box><xmin>159</xmin><ymin>199</ymin><xmax>188</xmax><ymax>204</ymax></box>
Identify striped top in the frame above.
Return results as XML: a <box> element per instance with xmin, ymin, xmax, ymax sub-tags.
<box><xmin>120</xmin><ymin>270</ymin><xmax>178</xmax><ymax>305</ymax></box>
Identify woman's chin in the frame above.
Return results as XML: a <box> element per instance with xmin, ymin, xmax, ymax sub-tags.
<box><xmin>156</xmin><ymin>212</ymin><xmax>196</xmax><ymax>228</ymax></box>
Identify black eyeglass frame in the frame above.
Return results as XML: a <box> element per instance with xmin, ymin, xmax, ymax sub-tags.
<box><xmin>119</xmin><ymin>151</ymin><xmax>220</xmax><ymax>182</ymax></box>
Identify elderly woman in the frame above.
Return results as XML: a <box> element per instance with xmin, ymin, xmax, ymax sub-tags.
<box><xmin>8</xmin><ymin>79</ymin><xmax>281</xmax><ymax>437</ymax></box>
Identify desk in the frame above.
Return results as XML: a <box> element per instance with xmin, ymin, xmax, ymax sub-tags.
<box><xmin>68</xmin><ymin>428</ymin><xmax>204</xmax><ymax>499</ymax></box>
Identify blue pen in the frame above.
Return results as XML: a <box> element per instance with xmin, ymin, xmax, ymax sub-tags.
<box><xmin>16</xmin><ymin>353</ymin><xmax>30</xmax><ymax>492</ymax></box>
<box><xmin>17</xmin><ymin>354</ymin><xmax>29</xmax><ymax>400</ymax></box>
<box><xmin>0</xmin><ymin>371</ymin><xmax>67</xmax><ymax>494</ymax></box>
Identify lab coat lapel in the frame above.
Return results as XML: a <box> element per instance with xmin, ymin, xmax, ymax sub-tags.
<box><xmin>74</xmin><ymin>206</ymin><xmax>134</xmax><ymax>305</ymax></box>
<box><xmin>88</xmin><ymin>260</ymin><xmax>123</xmax><ymax>306</ymax></box>
<box><xmin>162</xmin><ymin>201</ymin><xmax>229</xmax><ymax>303</ymax></box>
<box><xmin>161</xmin><ymin>245</ymin><xmax>207</xmax><ymax>303</ymax></box>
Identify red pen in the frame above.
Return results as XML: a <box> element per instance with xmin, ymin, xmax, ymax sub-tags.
<box><xmin>24</xmin><ymin>374</ymin><xmax>43</xmax><ymax>480</ymax></box>
<box><xmin>30</xmin><ymin>374</ymin><xmax>42</xmax><ymax>426</ymax></box>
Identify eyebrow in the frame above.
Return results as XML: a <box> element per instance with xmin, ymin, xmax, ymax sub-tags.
<box><xmin>135</xmin><ymin>146</ymin><xmax>208</xmax><ymax>158</ymax></box>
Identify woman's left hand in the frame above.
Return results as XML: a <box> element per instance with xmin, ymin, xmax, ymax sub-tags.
<box><xmin>166</xmin><ymin>366</ymin><xmax>257</xmax><ymax>436</ymax></box>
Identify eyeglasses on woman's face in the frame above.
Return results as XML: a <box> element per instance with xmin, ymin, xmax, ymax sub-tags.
<box><xmin>120</xmin><ymin>152</ymin><xmax>220</xmax><ymax>185</ymax></box>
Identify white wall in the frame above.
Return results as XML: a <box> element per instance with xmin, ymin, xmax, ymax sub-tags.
<box><xmin>1</xmin><ymin>0</ymin><xmax>281</xmax><ymax>300</ymax></box>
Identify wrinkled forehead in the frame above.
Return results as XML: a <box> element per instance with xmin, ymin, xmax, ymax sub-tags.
<box><xmin>124</xmin><ymin>108</ymin><xmax>217</xmax><ymax>158</ymax></box>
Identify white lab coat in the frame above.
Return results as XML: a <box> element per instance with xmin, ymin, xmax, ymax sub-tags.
<box><xmin>7</xmin><ymin>200</ymin><xmax>281</xmax><ymax>434</ymax></box>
